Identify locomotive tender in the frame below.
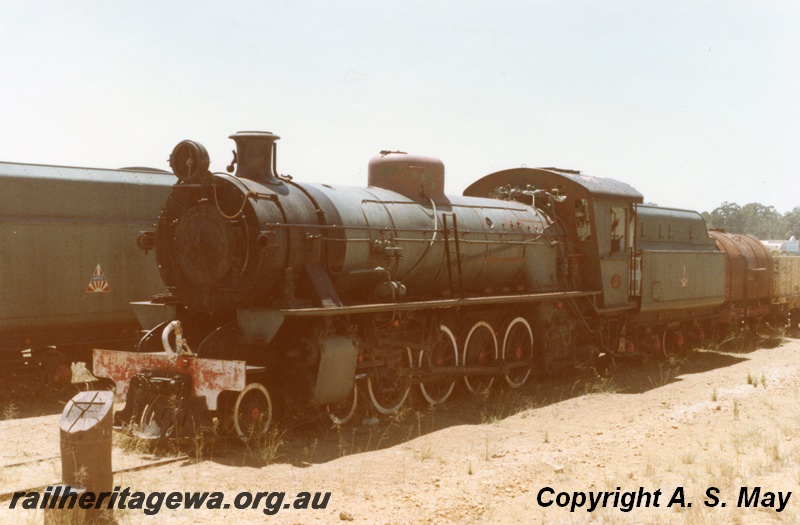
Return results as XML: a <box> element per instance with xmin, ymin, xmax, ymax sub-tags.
<box><xmin>93</xmin><ymin>131</ymin><xmax>800</xmax><ymax>440</ymax></box>
<box><xmin>0</xmin><ymin>161</ymin><xmax>174</xmax><ymax>395</ymax></box>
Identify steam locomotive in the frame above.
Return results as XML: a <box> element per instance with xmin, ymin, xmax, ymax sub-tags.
<box><xmin>93</xmin><ymin>131</ymin><xmax>800</xmax><ymax>440</ymax></box>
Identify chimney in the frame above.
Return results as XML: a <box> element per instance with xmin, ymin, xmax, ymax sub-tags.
<box><xmin>229</xmin><ymin>131</ymin><xmax>281</xmax><ymax>185</ymax></box>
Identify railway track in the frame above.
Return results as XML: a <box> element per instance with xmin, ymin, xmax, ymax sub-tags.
<box><xmin>0</xmin><ymin>455</ymin><xmax>189</xmax><ymax>502</ymax></box>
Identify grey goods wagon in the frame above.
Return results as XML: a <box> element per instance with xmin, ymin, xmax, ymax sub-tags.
<box><xmin>0</xmin><ymin>161</ymin><xmax>174</xmax><ymax>396</ymax></box>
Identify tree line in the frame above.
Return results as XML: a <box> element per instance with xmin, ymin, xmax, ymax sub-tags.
<box><xmin>700</xmin><ymin>203</ymin><xmax>800</xmax><ymax>240</ymax></box>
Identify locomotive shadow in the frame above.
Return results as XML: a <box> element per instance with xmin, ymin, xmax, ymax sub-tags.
<box><xmin>0</xmin><ymin>381</ymin><xmax>90</xmax><ymax>421</ymax></box>
<box><xmin>598</xmin><ymin>349</ymin><xmax>747</xmax><ymax>395</ymax></box>
<box><xmin>202</xmin><ymin>346</ymin><xmax>752</xmax><ymax>469</ymax></box>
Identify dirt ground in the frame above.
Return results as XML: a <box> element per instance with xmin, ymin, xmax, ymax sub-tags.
<box><xmin>3</xmin><ymin>336</ymin><xmax>800</xmax><ymax>524</ymax></box>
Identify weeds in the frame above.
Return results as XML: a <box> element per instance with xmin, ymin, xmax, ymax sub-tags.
<box><xmin>245</xmin><ymin>427</ymin><xmax>285</xmax><ymax>466</ymax></box>
<box><xmin>577</xmin><ymin>367</ymin><xmax>618</xmax><ymax>395</ymax></box>
<box><xmin>113</xmin><ymin>423</ymin><xmax>154</xmax><ymax>456</ymax></box>
<box><xmin>479</xmin><ymin>386</ymin><xmax>538</xmax><ymax>423</ymax></box>
<box><xmin>3</xmin><ymin>402</ymin><xmax>18</xmax><ymax>420</ymax></box>
<box><xmin>716</xmin><ymin>326</ymin><xmax>785</xmax><ymax>353</ymax></box>
<box><xmin>376</xmin><ymin>405</ymin><xmax>412</xmax><ymax>449</ymax></box>
<box><xmin>413</xmin><ymin>412</ymin><xmax>437</xmax><ymax>461</ymax></box>
<box><xmin>418</xmin><ymin>443</ymin><xmax>435</xmax><ymax>461</ymax></box>
<box><xmin>336</xmin><ymin>426</ymin><xmax>358</xmax><ymax>458</ymax></box>
<box><xmin>190</xmin><ymin>430</ymin><xmax>207</xmax><ymax>463</ymax></box>
<box><xmin>758</xmin><ymin>328</ymin><xmax>785</xmax><ymax>349</ymax></box>
<box><xmin>303</xmin><ymin>437</ymin><xmax>319</xmax><ymax>464</ymax></box>
<box><xmin>745</xmin><ymin>371</ymin><xmax>769</xmax><ymax>388</ymax></box>
<box><xmin>73</xmin><ymin>464</ymin><xmax>89</xmax><ymax>489</ymax></box>
<box><xmin>649</xmin><ymin>361</ymin><xmax>681</xmax><ymax>389</ymax></box>
<box><xmin>768</xmin><ymin>440</ymin><xmax>782</xmax><ymax>464</ymax></box>
<box><xmin>731</xmin><ymin>427</ymin><xmax>764</xmax><ymax>455</ymax></box>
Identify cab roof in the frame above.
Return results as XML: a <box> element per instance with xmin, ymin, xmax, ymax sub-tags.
<box><xmin>464</xmin><ymin>167</ymin><xmax>643</xmax><ymax>203</ymax></box>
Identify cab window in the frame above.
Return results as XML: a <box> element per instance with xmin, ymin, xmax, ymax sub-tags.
<box><xmin>610</xmin><ymin>206</ymin><xmax>627</xmax><ymax>254</ymax></box>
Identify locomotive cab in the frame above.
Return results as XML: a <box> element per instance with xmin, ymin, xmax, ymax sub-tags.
<box><xmin>465</xmin><ymin>167</ymin><xmax>643</xmax><ymax>310</ymax></box>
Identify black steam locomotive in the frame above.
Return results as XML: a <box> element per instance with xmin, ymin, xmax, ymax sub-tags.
<box><xmin>93</xmin><ymin>131</ymin><xmax>800</xmax><ymax>440</ymax></box>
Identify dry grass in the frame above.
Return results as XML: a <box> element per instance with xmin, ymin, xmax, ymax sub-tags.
<box><xmin>3</xmin><ymin>402</ymin><xmax>19</xmax><ymax>421</ymax></box>
<box><xmin>243</xmin><ymin>427</ymin><xmax>286</xmax><ymax>466</ymax></box>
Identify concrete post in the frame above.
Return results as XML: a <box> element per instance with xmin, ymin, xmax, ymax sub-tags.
<box><xmin>45</xmin><ymin>390</ymin><xmax>114</xmax><ymax>524</ymax></box>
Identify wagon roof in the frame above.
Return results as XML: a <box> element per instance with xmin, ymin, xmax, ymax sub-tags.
<box><xmin>0</xmin><ymin>161</ymin><xmax>174</xmax><ymax>185</ymax></box>
<box><xmin>464</xmin><ymin>167</ymin><xmax>643</xmax><ymax>203</ymax></box>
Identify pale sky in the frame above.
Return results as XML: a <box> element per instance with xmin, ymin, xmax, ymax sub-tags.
<box><xmin>2</xmin><ymin>1</ymin><xmax>798</xmax><ymax>213</ymax></box>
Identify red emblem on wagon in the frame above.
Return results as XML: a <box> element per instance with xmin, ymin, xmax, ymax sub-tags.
<box><xmin>86</xmin><ymin>264</ymin><xmax>111</xmax><ymax>293</ymax></box>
